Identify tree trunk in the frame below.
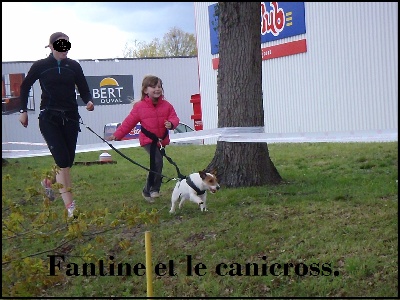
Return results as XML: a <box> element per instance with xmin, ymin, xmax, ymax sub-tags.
<box><xmin>206</xmin><ymin>2</ymin><xmax>282</xmax><ymax>187</ymax></box>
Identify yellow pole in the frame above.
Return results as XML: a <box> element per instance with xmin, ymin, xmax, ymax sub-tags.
<box><xmin>145</xmin><ymin>231</ymin><xmax>153</xmax><ymax>297</ymax></box>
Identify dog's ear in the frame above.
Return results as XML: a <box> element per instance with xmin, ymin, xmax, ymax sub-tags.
<box><xmin>199</xmin><ymin>170</ymin><xmax>207</xmax><ymax>179</ymax></box>
<box><xmin>210</xmin><ymin>169</ymin><xmax>217</xmax><ymax>176</ymax></box>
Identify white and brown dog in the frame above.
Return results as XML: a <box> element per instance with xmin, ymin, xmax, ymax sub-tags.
<box><xmin>169</xmin><ymin>170</ymin><xmax>220</xmax><ymax>213</ymax></box>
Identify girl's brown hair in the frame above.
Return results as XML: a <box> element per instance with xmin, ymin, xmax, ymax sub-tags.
<box><xmin>141</xmin><ymin>75</ymin><xmax>163</xmax><ymax>100</ymax></box>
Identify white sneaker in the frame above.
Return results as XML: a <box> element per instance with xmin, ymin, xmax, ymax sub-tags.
<box><xmin>150</xmin><ymin>191</ymin><xmax>160</xmax><ymax>198</ymax></box>
<box><xmin>41</xmin><ymin>179</ymin><xmax>55</xmax><ymax>201</ymax></box>
<box><xmin>142</xmin><ymin>192</ymin><xmax>155</xmax><ymax>203</ymax></box>
<box><xmin>67</xmin><ymin>201</ymin><xmax>76</xmax><ymax>218</ymax></box>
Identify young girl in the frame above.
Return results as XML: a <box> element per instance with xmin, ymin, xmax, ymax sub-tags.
<box><xmin>107</xmin><ymin>75</ymin><xmax>180</xmax><ymax>202</ymax></box>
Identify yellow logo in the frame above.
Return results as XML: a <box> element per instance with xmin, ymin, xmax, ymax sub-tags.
<box><xmin>94</xmin><ymin>77</ymin><xmax>123</xmax><ymax>103</ymax></box>
<box><xmin>99</xmin><ymin>77</ymin><xmax>119</xmax><ymax>87</ymax></box>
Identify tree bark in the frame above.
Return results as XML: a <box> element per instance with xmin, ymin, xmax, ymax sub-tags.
<box><xmin>206</xmin><ymin>2</ymin><xmax>282</xmax><ymax>187</ymax></box>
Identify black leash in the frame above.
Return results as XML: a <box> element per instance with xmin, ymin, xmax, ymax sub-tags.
<box><xmin>141</xmin><ymin>126</ymin><xmax>186</xmax><ymax>183</ymax></box>
<box><xmin>80</xmin><ymin>119</ymin><xmax>184</xmax><ymax>183</ymax></box>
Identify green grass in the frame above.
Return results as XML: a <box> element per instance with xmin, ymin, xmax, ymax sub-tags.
<box><xmin>2</xmin><ymin>142</ymin><xmax>398</xmax><ymax>297</ymax></box>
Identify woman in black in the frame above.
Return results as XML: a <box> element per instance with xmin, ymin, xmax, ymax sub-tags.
<box><xmin>19</xmin><ymin>32</ymin><xmax>94</xmax><ymax>218</ymax></box>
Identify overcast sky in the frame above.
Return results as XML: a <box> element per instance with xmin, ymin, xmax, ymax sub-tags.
<box><xmin>2</xmin><ymin>2</ymin><xmax>196</xmax><ymax>62</ymax></box>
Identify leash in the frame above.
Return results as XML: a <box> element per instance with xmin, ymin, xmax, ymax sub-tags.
<box><xmin>79</xmin><ymin>118</ymin><xmax>184</xmax><ymax>183</ymax></box>
<box><xmin>140</xmin><ymin>126</ymin><xmax>186</xmax><ymax>183</ymax></box>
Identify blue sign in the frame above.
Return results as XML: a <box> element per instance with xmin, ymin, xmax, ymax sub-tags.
<box><xmin>209</xmin><ymin>2</ymin><xmax>306</xmax><ymax>55</ymax></box>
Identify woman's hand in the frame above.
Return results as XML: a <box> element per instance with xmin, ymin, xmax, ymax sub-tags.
<box><xmin>86</xmin><ymin>101</ymin><xmax>94</xmax><ymax>111</ymax></box>
<box><xmin>19</xmin><ymin>112</ymin><xmax>28</xmax><ymax>127</ymax></box>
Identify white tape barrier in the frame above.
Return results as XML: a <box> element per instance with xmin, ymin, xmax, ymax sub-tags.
<box><xmin>2</xmin><ymin>141</ymin><xmax>47</xmax><ymax>146</ymax></box>
<box><xmin>218</xmin><ymin>129</ymin><xmax>398</xmax><ymax>143</ymax></box>
<box><xmin>2</xmin><ymin>127</ymin><xmax>397</xmax><ymax>159</ymax></box>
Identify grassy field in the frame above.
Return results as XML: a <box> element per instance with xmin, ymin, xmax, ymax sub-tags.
<box><xmin>2</xmin><ymin>142</ymin><xmax>398</xmax><ymax>298</ymax></box>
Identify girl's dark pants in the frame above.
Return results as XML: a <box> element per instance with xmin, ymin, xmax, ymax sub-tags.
<box><xmin>39</xmin><ymin>109</ymin><xmax>80</xmax><ymax>168</ymax></box>
<box><xmin>142</xmin><ymin>143</ymin><xmax>163</xmax><ymax>196</ymax></box>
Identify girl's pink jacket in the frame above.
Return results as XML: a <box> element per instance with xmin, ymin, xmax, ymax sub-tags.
<box><xmin>113</xmin><ymin>96</ymin><xmax>180</xmax><ymax>147</ymax></box>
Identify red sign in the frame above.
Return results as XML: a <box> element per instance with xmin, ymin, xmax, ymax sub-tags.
<box><xmin>212</xmin><ymin>39</ymin><xmax>307</xmax><ymax>70</ymax></box>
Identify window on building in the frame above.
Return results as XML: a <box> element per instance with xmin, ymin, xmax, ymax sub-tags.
<box><xmin>2</xmin><ymin>73</ymin><xmax>34</xmax><ymax>115</ymax></box>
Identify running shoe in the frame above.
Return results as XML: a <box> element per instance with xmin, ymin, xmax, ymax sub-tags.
<box><xmin>67</xmin><ymin>200</ymin><xmax>76</xmax><ymax>218</ymax></box>
<box><xmin>142</xmin><ymin>192</ymin><xmax>155</xmax><ymax>203</ymax></box>
<box><xmin>150</xmin><ymin>191</ymin><xmax>160</xmax><ymax>198</ymax></box>
<box><xmin>41</xmin><ymin>179</ymin><xmax>55</xmax><ymax>201</ymax></box>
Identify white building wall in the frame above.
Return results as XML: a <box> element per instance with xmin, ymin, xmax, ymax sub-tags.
<box><xmin>194</xmin><ymin>2</ymin><xmax>398</xmax><ymax>138</ymax></box>
<box><xmin>194</xmin><ymin>2</ymin><xmax>220</xmax><ymax>133</ymax></box>
<box><xmin>2</xmin><ymin>57</ymin><xmax>199</xmax><ymax>147</ymax></box>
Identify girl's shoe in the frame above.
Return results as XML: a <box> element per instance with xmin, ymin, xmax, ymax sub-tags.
<box><xmin>142</xmin><ymin>192</ymin><xmax>155</xmax><ymax>203</ymax></box>
<box><xmin>150</xmin><ymin>191</ymin><xmax>160</xmax><ymax>198</ymax></box>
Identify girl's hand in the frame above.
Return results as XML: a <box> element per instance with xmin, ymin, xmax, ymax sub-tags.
<box><xmin>164</xmin><ymin>120</ymin><xmax>172</xmax><ymax>129</ymax></box>
<box><xmin>106</xmin><ymin>134</ymin><xmax>116</xmax><ymax>141</ymax></box>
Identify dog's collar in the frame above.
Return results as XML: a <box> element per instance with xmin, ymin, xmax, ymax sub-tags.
<box><xmin>186</xmin><ymin>176</ymin><xmax>206</xmax><ymax>195</ymax></box>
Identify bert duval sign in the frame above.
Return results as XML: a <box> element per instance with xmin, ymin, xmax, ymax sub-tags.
<box><xmin>76</xmin><ymin>75</ymin><xmax>134</xmax><ymax>106</ymax></box>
